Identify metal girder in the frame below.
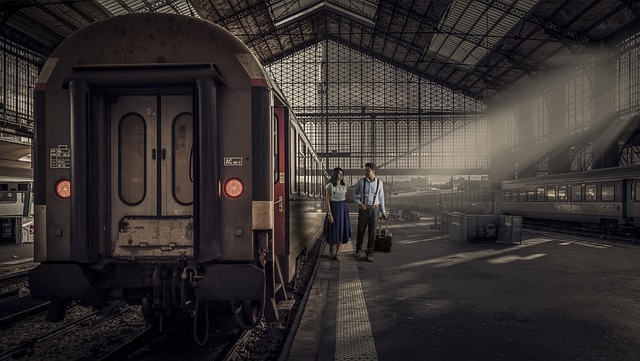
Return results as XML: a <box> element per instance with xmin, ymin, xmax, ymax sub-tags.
<box><xmin>32</xmin><ymin>2</ymin><xmax>81</xmax><ymax>33</ymax></box>
<box><xmin>325</xmin><ymin>10</ymin><xmax>509</xmax><ymax>94</ymax></box>
<box><xmin>217</xmin><ymin>2</ymin><xmax>269</xmax><ymax>27</ymax></box>
<box><xmin>0</xmin><ymin>27</ymin><xmax>50</xmax><ymax>62</ymax></box>
<box><xmin>478</xmin><ymin>0</ymin><xmax>592</xmax><ymax>44</ymax></box>
<box><xmin>245</xmin><ymin>11</ymin><xmax>314</xmax><ymax>50</ymax></box>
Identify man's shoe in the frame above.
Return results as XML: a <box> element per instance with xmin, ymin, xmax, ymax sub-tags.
<box><xmin>354</xmin><ymin>250</ymin><xmax>361</xmax><ymax>257</ymax></box>
<box><xmin>366</xmin><ymin>255</ymin><xmax>374</xmax><ymax>262</ymax></box>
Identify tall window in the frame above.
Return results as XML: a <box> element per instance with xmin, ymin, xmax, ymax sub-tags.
<box><xmin>566</xmin><ymin>59</ymin><xmax>594</xmax><ymax>134</ymax></box>
<box><xmin>505</xmin><ymin>102</ymin><xmax>519</xmax><ymax>151</ymax></box>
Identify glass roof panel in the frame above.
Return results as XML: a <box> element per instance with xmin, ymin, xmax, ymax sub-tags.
<box><xmin>427</xmin><ymin>0</ymin><xmax>538</xmax><ymax>67</ymax></box>
<box><xmin>95</xmin><ymin>0</ymin><xmax>200</xmax><ymax>17</ymax></box>
<box><xmin>268</xmin><ymin>0</ymin><xmax>378</xmax><ymax>26</ymax></box>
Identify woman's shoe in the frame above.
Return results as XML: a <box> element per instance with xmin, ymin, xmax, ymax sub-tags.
<box><xmin>335</xmin><ymin>243</ymin><xmax>342</xmax><ymax>261</ymax></box>
<box><xmin>329</xmin><ymin>244</ymin><xmax>335</xmax><ymax>258</ymax></box>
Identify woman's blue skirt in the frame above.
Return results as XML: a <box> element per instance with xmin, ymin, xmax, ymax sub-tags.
<box><xmin>323</xmin><ymin>200</ymin><xmax>351</xmax><ymax>245</ymax></box>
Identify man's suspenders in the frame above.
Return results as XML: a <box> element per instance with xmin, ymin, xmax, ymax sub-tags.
<box><xmin>361</xmin><ymin>178</ymin><xmax>380</xmax><ymax>205</ymax></box>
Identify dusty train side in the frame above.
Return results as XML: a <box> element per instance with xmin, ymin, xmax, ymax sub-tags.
<box><xmin>29</xmin><ymin>13</ymin><xmax>324</xmax><ymax>331</ymax></box>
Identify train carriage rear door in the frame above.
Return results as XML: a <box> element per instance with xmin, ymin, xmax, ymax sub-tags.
<box><xmin>110</xmin><ymin>94</ymin><xmax>194</xmax><ymax>259</ymax></box>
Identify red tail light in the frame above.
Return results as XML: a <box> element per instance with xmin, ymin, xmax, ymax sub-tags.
<box><xmin>224</xmin><ymin>177</ymin><xmax>244</xmax><ymax>199</ymax></box>
<box><xmin>54</xmin><ymin>178</ymin><xmax>71</xmax><ymax>199</ymax></box>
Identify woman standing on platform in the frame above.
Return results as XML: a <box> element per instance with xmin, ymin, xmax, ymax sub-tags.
<box><xmin>324</xmin><ymin>167</ymin><xmax>351</xmax><ymax>261</ymax></box>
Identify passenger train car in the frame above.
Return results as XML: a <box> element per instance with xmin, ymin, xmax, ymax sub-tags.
<box><xmin>501</xmin><ymin>166</ymin><xmax>640</xmax><ymax>233</ymax></box>
<box><xmin>0</xmin><ymin>139</ymin><xmax>34</xmax><ymax>244</ymax></box>
<box><xmin>0</xmin><ymin>179</ymin><xmax>33</xmax><ymax>244</ymax></box>
<box><xmin>29</xmin><ymin>13</ymin><xmax>325</xmax><ymax>332</ymax></box>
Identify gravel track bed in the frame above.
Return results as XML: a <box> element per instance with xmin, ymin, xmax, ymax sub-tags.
<box><xmin>231</xmin><ymin>238</ymin><xmax>322</xmax><ymax>361</ymax></box>
<box><xmin>0</xmin><ymin>238</ymin><xmax>321</xmax><ymax>361</ymax></box>
<box><xmin>0</xmin><ymin>304</ymin><xmax>146</xmax><ymax>360</ymax></box>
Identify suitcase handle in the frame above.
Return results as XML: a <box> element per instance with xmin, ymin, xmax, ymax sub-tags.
<box><xmin>377</xmin><ymin>218</ymin><xmax>388</xmax><ymax>236</ymax></box>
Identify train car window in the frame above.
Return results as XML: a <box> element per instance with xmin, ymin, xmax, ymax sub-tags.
<box><xmin>172</xmin><ymin>114</ymin><xmax>193</xmax><ymax>205</ymax></box>
<box><xmin>290</xmin><ymin>127</ymin><xmax>297</xmax><ymax>194</ymax></box>
<box><xmin>558</xmin><ymin>186</ymin><xmax>568</xmax><ymax>201</ymax></box>
<box><xmin>585</xmin><ymin>184</ymin><xmax>597</xmax><ymax>201</ymax></box>
<box><xmin>519</xmin><ymin>188</ymin><xmax>526</xmax><ymax>201</ymax></box>
<box><xmin>298</xmin><ymin>140</ymin><xmax>306</xmax><ymax>195</ymax></box>
<box><xmin>310</xmin><ymin>158</ymin><xmax>316</xmax><ymax>197</ymax></box>
<box><xmin>601</xmin><ymin>183</ymin><xmax>615</xmax><ymax>202</ymax></box>
<box><xmin>536</xmin><ymin>187</ymin><xmax>545</xmax><ymax>201</ymax></box>
<box><xmin>527</xmin><ymin>188</ymin><xmax>535</xmax><ymax>201</ymax></box>
<box><xmin>546</xmin><ymin>187</ymin><xmax>557</xmax><ymax>201</ymax></box>
<box><xmin>0</xmin><ymin>192</ymin><xmax>16</xmax><ymax>203</ymax></box>
<box><xmin>306</xmin><ymin>149</ymin><xmax>312</xmax><ymax>196</ymax></box>
<box><xmin>571</xmin><ymin>185</ymin><xmax>582</xmax><ymax>201</ymax></box>
<box><xmin>635</xmin><ymin>182</ymin><xmax>640</xmax><ymax>201</ymax></box>
<box><xmin>119</xmin><ymin>114</ymin><xmax>146</xmax><ymax>205</ymax></box>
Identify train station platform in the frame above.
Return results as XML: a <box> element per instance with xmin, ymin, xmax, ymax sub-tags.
<box><xmin>287</xmin><ymin>219</ymin><xmax>640</xmax><ymax>361</ymax></box>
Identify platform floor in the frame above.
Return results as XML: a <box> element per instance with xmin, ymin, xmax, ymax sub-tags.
<box><xmin>288</xmin><ymin>220</ymin><xmax>640</xmax><ymax>361</ymax></box>
<box><xmin>0</xmin><ymin>242</ymin><xmax>34</xmax><ymax>276</ymax></box>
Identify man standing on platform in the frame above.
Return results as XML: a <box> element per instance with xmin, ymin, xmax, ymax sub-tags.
<box><xmin>353</xmin><ymin>162</ymin><xmax>388</xmax><ymax>262</ymax></box>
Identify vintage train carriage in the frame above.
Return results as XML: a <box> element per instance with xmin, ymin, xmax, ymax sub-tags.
<box><xmin>501</xmin><ymin>166</ymin><xmax>640</xmax><ymax>231</ymax></box>
<box><xmin>29</xmin><ymin>13</ymin><xmax>324</xmax><ymax>330</ymax></box>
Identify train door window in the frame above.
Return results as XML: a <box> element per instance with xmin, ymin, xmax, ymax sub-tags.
<box><xmin>546</xmin><ymin>186</ymin><xmax>557</xmax><ymax>201</ymax></box>
<box><xmin>310</xmin><ymin>158</ymin><xmax>316</xmax><ymax>197</ymax></box>
<box><xmin>172</xmin><ymin>114</ymin><xmax>193</xmax><ymax>205</ymax></box>
<box><xmin>527</xmin><ymin>188</ymin><xmax>535</xmax><ymax>201</ymax></box>
<box><xmin>0</xmin><ymin>192</ymin><xmax>16</xmax><ymax>202</ymax></box>
<box><xmin>571</xmin><ymin>184</ymin><xmax>582</xmax><ymax>201</ymax></box>
<box><xmin>119</xmin><ymin>114</ymin><xmax>146</xmax><ymax>205</ymax></box>
<box><xmin>585</xmin><ymin>184</ymin><xmax>597</xmax><ymax>201</ymax></box>
<box><xmin>536</xmin><ymin>187</ymin><xmax>545</xmax><ymax>201</ymax></box>
<box><xmin>601</xmin><ymin>183</ymin><xmax>615</xmax><ymax>202</ymax></box>
<box><xmin>298</xmin><ymin>140</ymin><xmax>306</xmax><ymax>195</ymax></box>
<box><xmin>519</xmin><ymin>188</ymin><xmax>526</xmax><ymax>201</ymax></box>
<box><xmin>306</xmin><ymin>149</ymin><xmax>312</xmax><ymax>195</ymax></box>
<box><xmin>318</xmin><ymin>166</ymin><xmax>323</xmax><ymax>197</ymax></box>
<box><xmin>558</xmin><ymin>186</ymin><xmax>568</xmax><ymax>201</ymax></box>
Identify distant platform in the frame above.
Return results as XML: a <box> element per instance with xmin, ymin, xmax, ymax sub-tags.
<box><xmin>0</xmin><ymin>243</ymin><xmax>35</xmax><ymax>276</ymax></box>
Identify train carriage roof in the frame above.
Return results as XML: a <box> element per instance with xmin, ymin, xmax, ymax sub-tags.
<box><xmin>503</xmin><ymin>166</ymin><xmax>640</xmax><ymax>187</ymax></box>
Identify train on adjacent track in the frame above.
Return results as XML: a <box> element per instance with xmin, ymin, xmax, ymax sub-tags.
<box><xmin>501</xmin><ymin>166</ymin><xmax>640</xmax><ymax>235</ymax></box>
<box><xmin>0</xmin><ymin>139</ymin><xmax>34</xmax><ymax>244</ymax></box>
<box><xmin>391</xmin><ymin>166</ymin><xmax>640</xmax><ymax>238</ymax></box>
<box><xmin>29</xmin><ymin>13</ymin><xmax>326</xmax><ymax>334</ymax></box>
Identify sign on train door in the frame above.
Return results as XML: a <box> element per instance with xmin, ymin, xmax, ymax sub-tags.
<box><xmin>109</xmin><ymin>95</ymin><xmax>194</xmax><ymax>258</ymax></box>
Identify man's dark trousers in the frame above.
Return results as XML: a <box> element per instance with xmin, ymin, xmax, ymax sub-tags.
<box><xmin>356</xmin><ymin>207</ymin><xmax>380</xmax><ymax>256</ymax></box>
